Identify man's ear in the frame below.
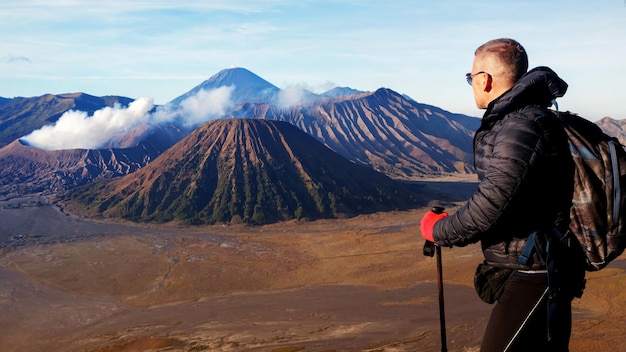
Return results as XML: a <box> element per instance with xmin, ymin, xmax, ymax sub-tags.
<box><xmin>483</xmin><ymin>73</ymin><xmax>493</xmax><ymax>92</ymax></box>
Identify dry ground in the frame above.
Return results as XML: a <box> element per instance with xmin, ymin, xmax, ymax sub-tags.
<box><xmin>1</xmin><ymin>177</ymin><xmax>625</xmax><ymax>351</ymax></box>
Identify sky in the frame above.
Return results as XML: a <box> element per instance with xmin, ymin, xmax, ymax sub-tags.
<box><xmin>1</xmin><ymin>0</ymin><xmax>625</xmax><ymax>121</ymax></box>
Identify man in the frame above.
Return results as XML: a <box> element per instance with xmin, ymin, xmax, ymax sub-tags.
<box><xmin>420</xmin><ymin>38</ymin><xmax>586</xmax><ymax>351</ymax></box>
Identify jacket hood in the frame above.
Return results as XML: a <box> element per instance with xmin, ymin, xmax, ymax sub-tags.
<box><xmin>486</xmin><ymin>66</ymin><xmax>568</xmax><ymax>118</ymax></box>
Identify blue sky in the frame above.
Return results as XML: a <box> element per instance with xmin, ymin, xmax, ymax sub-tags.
<box><xmin>1</xmin><ymin>0</ymin><xmax>625</xmax><ymax>120</ymax></box>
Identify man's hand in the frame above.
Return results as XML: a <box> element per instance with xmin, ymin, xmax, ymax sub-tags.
<box><xmin>420</xmin><ymin>210</ymin><xmax>448</xmax><ymax>242</ymax></box>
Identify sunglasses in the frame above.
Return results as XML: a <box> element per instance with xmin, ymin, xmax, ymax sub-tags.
<box><xmin>465</xmin><ymin>71</ymin><xmax>490</xmax><ymax>86</ymax></box>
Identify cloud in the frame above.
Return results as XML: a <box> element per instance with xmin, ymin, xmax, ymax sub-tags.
<box><xmin>177</xmin><ymin>86</ymin><xmax>235</xmax><ymax>125</ymax></box>
<box><xmin>22</xmin><ymin>97</ymin><xmax>154</xmax><ymax>150</ymax></box>
<box><xmin>151</xmin><ymin>86</ymin><xmax>235</xmax><ymax>126</ymax></box>
<box><xmin>276</xmin><ymin>85</ymin><xmax>310</xmax><ymax>108</ymax></box>
<box><xmin>3</xmin><ymin>55</ymin><xmax>32</xmax><ymax>64</ymax></box>
<box><xmin>276</xmin><ymin>81</ymin><xmax>337</xmax><ymax>108</ymax></box>
<box><xmin>21</xmin><ymin>86</ymin><xmax>235</xmax><ymax>150</ymax></box>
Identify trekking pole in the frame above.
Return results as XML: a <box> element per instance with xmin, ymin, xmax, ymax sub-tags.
<box><xmin>423</xmin><ymin>206</ymin><xmax>447</xmax><ymax>352</ymax></box>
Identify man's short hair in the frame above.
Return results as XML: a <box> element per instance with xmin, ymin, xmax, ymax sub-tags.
<box><xmin>475</xmin><ymin>38</ymin><xmax>528</xmax><ymax>84</ymax></box>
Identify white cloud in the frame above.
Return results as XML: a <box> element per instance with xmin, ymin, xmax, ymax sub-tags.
<box><xmin>151</xmin><ymin>86</ymin><xmax>235</xmax><ymax>126</ymax></box>
<box><xmin>178</xmin><ymin>86</ymin><xmax>235</xmax><ymax>126</ymax></box>
<box><xmin>21</xmin><ymin>86</ymin><xmax>235</xmax><ymax>150</ymax></box>
<box><xmin>22</xmin><ymin>97</ymin><xmax>154</xmax><ymax>150</ymax></box>
<box><xmin>276</xmin><ymin>85</ymin><xmax>309</xmax><ymax>108</ymax></box>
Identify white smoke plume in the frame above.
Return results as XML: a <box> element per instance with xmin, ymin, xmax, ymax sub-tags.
<box><xmin>21</xmin><ymin>86</ymin><xmax>235</xmax><ymax>151</ymax></box>
<box><xmin>277</xmin><ymin>85</ymin><xmax>310</xmax><ymax>108</ymax></box>
<box><xmin>22</xmin><ymin>98</ymin><xmax>154</xmax><ymax>150</ymax></box>
<box><xmin>276</xmin><ymin>81</ymin><xmax>336</xmax><ymax>108</ymax></box>
<box><xmin>154</xmin><ymin>86</ymin><xmax>235</xmax><ymax>127</ymax></box>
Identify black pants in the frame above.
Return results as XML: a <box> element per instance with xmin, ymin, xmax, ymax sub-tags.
<box><xmin>480</xmin><ymin>273</ymin><xmax>573</xmax><ymax>352</ymax></box>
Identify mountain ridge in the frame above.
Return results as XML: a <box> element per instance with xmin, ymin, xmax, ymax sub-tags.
<box><xmin>66</xmin><ymin>118</ymin><xmax>423</xmax><ymax>225</ymax></box>
<box><xmin>0</xmin><ymin>93</ymin><xmax>133</xmax><ymax>149</ymax></box>
<box><xmin>231</xmin><ymin>88</ymin><xmax>478</xmax><ymax>177</ymax></box>
<box><xmin>0</xmin><ymin>138</ymin><xmax>164</xmax><ymax>198</ymax></box>
<box><xmin>2</xmin><ymin>67</ymin><xmax>624</xmax><ymax>225</ymax></box>
<box><xmin>0</xmin><ymin>68</ymin><xmax>484</xmax><ymax>198</ymax></box>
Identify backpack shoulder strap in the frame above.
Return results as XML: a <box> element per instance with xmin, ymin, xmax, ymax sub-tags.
<box><xmin>518</xmin><ymin>231</ymin><xmax>546</xmax><ymax>267</ymax></box>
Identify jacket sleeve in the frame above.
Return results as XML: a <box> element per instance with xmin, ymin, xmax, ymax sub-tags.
<box><xmin>432</xmin><ymin>114</ymin><xmax>543</xmax><ymax>247</ymax></box>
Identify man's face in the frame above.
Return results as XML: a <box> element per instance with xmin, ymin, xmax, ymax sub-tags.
<box><xmin>470</xmin><ymin>57</ymin><xmax>489</xmax><ymax>109</ymax></box>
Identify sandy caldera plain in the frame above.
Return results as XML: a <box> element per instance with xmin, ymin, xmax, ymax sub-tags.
<box><xmin>1</xmin><ymin>176</ymin><xmax>626</xmax><ymax>352</ymax></box>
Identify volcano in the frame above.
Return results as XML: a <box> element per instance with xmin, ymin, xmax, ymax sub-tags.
<box><xmin>67</xmin><ymin>118</ymin><xmax>424</xmax><ymax>225</ymax></box>
<box><xmin>168</xmin><ymin>67</ymin><xmax>281</xmax><ymax>106</ymax></box>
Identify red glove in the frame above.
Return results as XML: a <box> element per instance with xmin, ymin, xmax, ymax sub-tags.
<box><xmin>420</xmin><ymin>210</ymin><xmax>448</xmax><ymax>242</ymax></box>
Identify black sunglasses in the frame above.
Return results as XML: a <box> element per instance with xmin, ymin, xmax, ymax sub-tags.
<box><xmin>465</xmin><ymin>71</ymin><xmax>490</xmax><ymax>85</ymax></box>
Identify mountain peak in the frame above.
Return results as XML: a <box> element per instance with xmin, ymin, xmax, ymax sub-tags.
<box><xmin>320</xmin><ymin>86</ymin><xmax>365</xmax><ymax>98</ymax></box>
<box><xmin>209</xmin><ymin>67</ymin><xmax>276</xmax><ymax>88</ymax></box>
<box><xmin>169</xmin><ymin>67</ymin><xmax>280</xmax><ymax>106</ymax></box>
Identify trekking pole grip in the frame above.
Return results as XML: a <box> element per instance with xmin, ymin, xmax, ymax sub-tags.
<box><xmin>423</xmin><ymin>206</ymin><xmax>445</xmax><ymax>257</ymax></box>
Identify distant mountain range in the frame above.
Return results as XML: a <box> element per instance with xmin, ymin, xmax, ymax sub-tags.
<box><xmin>66</xmin><ymin>119</ymin><xmax>423</xmax><ymax>225</ymax></box>
<box><xmin>0</xmin><ymin>93</ymin><xmax>134</xmax><ymax>149</ymax></box>
<box><xmin>229</xmin><ymin>87</ymin><xmax>479</xmax><ymax>177</ymax></box>
<box><xmin>0</xmin><ymin>97</ymin><xmax>10</xmax><ymax>107</ymax></box>
<box><xmin>0</xmin><ymin>68</ymin><xmax>480</xmax><ymax>196</ymax></box>
<box><xmin>160</xmin><ymin>67</ymin><xmax>480</xmax><ymax>177</ymax></box>
<box><xmin>596</xmin><ymin>116</ymin><xmax>626</xmax><ymax>146</ymax></box>
<box><xmin>1</xmin><ymin>67</ymin><xmax>624</xmax><ymax>224</ymax></box>
<box><xmin>168</xmin><ymin>67</ymin><xmax>364</xmax><ymax>107</ymax></box>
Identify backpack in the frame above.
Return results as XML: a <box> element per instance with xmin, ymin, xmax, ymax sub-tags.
<box><xmin>551</xmin><ymin>109</ymin><xmax>626</xmax><ymax>271</ymax></box>
<box><xmin>515</xmin><ymin>108</ymin><xmax>626</xmax><ymax>345</ymax></box>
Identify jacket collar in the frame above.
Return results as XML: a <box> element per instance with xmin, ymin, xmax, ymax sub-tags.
<box><xmin>483</xmin><ymin>66</ymin><xmax>568</xmax><ymax>122</ymax></box>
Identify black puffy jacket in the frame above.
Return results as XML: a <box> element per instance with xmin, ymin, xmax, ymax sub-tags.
<box><xmin>432</xmin><ymin>67</ymin><xmax>574</xmax><ymax>270</ymax></box>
